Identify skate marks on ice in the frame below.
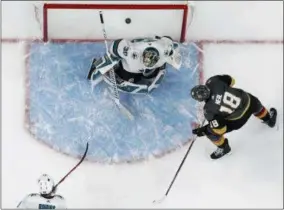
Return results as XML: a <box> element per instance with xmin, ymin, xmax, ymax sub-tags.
<box><xmin>25</xmin><ymin>42</ymin><xmax>200</xmax><ymax>163</ymax></box>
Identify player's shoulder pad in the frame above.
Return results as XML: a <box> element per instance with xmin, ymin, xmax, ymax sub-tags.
<box><xmin>28</xmin><ymin>193</ymin><xmax>40</xmax><ymax>198</ymax></box>
<box><xmin>213</xmin><ymin>74</ymin><xmax>235</xmax><ymax>87</ymax></box>
<box><xmin>162</xmin><ymin>36</ymin><xmax>173</xmax><ymax>41</ymax></box>
<box><xmin>22</xmin><ymin>193</ymin><xmax>41</xmax><ymax>202</ymax></box>
<box><xmin>109</xmin><ymin>39</ymin><xmax>128</xmax><ymax>59</ymax></box>
<box><xmin>214</xmin><ymin>74</ymin><xmax>234</xmax><ymax>86</ymax></box>
<box><xmin>55</xmin><ymin>194</ymin><xmax>65</xmax><ymax>200</ymax></box>
<box><xmin>205</xmin><ymin>75</ymin><xmax>219</xmax><ymax>85</ymax></box>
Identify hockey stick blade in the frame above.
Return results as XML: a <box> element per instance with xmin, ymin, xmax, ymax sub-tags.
<box><xmin>54</xmin><ymin>142</ymin><xmax>89</xmax><ymax>189</ymax></box>
<box><xmin>153</xmin><ymin>195</ymin><xmax>166</xmax><ymax>204</ymax></box>
<box><xmin>152</xmin><ymin>119</ymin><xmax>206</xmax><ymax>204</ymax></box>
<box><xmin>116</xmin><ymin>103</ymin><xmax>134</xmax><ymax>121</ymax></box>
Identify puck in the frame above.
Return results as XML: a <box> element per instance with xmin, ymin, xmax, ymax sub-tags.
<box><xmin>125</xmin><ymin>18</ymin><xmax>131</xmax><ymax>24</ymax></box>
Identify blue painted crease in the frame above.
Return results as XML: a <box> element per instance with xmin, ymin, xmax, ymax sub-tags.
<box><xmin>27</xmin><ymin>42</ymin><xmax>200</xmax><ymax>163</ymax></box>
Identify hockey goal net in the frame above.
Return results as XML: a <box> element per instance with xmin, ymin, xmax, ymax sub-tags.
<box><xmin>38</xmin><ymin>2</ymin><xmax>194</xmax><ymax>42</ymax></box>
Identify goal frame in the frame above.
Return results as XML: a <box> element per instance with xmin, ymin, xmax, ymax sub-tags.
<box><xmin>43</xmin><ymin>3</ymin><xmax>189</xmax><ymax>42</ymax></box>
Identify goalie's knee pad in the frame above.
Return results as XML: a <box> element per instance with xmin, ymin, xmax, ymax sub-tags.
<box><xmin>103</xmin><ymin>74</ymin><xmax>149</xmax><ymax>94</ymax></box>
<box><xmin>148</xmin><ymin>69</ymin><xmax>166</xmax><ymax>93</ymax></box>
<box><xmin>119</xmin><ymin>81</ymin><xmax>149</xmax><ymax>94</ymax></box>
<box><xmin>102</xmin><ymin>69</ymin><xmax>166</xmax><ymax>94</ymax></box>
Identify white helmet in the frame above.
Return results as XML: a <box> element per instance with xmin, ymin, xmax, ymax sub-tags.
<box><xmin>37</xmin><ymin>174</ymin><xmax>55</xmax><ymax>195</ymax></box>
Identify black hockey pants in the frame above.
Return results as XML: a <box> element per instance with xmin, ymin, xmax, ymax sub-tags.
<box><xmin>225</xmin><ymin>93</ymin><xmax>265</xmax><ymax>133</ymax></box>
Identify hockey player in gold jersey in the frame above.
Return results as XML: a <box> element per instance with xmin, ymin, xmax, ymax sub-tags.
<box><xmin>190</xmin><ymin>75</ymin><xmax>277</xmax><ymax>159</ymax></box>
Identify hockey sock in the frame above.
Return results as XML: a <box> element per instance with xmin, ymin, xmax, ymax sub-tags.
<box><xmin>211</xmin><ymin>135</ymin><xmax>226</xmax><ymax>147</ymax></box>
<box><xmin>254</xmin><ymin>107</ymin><xmax>270</xmax><ymax>122</ymax></box>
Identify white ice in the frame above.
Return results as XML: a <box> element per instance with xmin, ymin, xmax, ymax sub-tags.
<box><xmin>2</xmin><ymin>1</ymin><xmax>283</xmax><ymax>208</ymax></box>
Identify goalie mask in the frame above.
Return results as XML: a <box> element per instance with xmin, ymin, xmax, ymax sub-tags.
<box><xmin>142</xmin><ymin>47</ymin><xmax>160</xmax><ymax>68</ymax></box>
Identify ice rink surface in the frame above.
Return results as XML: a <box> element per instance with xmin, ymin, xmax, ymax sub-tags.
<box><xmin>2</xmin><ymin>1</ymin><xmax>283</xmax><ymax>208</ymax></box>
<box><xmin>26</xmin><ymin>42</ymin><xmax>199</xmax><ymax>163</ymax></box>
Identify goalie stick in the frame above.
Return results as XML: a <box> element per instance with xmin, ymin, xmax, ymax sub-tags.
<box><xmin>52</xmin><ymin>142</ymin><xmax>89</xmax><ymax>192</ymax></box>
<box><xmin>153</xmin><ymin>119</ymin><xmax>206</xmax><ymax>204</ymax></box>
<box><xmin>99</xmin><ymin>11</ymin><xmax>134</xmax><ymax>121</ymax></box>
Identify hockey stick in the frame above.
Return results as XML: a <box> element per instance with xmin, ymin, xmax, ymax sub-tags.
<box><xmin>153</xmin><ymin>119</ymin><xmax>206</xmax><ymax>204</ymax></box>
<box><xmin>99</xmin><ymin>11</ymin><xmax>134</xmax><ymax>121</ymax></box>
<box><xmin>53</xmin><ymin>142</ymin><xmax>89</xmax><ymax>191</ymax></box>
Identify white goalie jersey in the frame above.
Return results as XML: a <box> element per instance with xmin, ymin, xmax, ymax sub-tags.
<box><xmin>109</xmin><ymin>36</ymin><xmax>182</xmax><ymax>74</ymax></box>
<box><xmin>17</xmin><ymin>193</ymin><xmax>67</xmax><ymax>209</ymax></box>
<box><xmin>88</xmin><ymin>36</ymin><xmax>182</xmax><ymax>94</ymax></box>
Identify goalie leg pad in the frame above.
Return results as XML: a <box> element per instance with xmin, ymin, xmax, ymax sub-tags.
<box><xmin>103</xmin><ymin>74</ymin><xmax>149</xmax><ymax>94</ymax></box>
<box><xmin>87</xmin><ymin>58</ymin><xmax>98</xmax><ymax>80</ymax></box>
<box><xmin>143</xmin><ymin>64</ymin><xmax>166</xmax><ymax>79</ymax></box>
<box><xmin>87</xmin><ymin>58</ymin><xmax>105</xmax><ymax>84</ymax></box>
<box><xmin>148</xmin><ymin>69</ymin><xmax>166</xmax><ymax>93</ymax></box>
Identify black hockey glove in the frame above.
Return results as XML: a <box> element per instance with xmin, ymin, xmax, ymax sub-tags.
<box><xmin>192</xmin><ymin>125</ymin><xmax>208</xmax><ymax>137</ymax></box>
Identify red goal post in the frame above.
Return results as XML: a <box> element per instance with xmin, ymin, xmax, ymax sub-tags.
<box><xmin>42</xmin><ymin>2</ymin><xmax>194</xmax><ymax>43</ymax></box>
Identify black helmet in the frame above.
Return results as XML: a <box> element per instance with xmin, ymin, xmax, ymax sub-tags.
<box><xmin>190</xmin><ymin>85</ymin><xmax>210</xmax><ymax>102</ymax></box>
